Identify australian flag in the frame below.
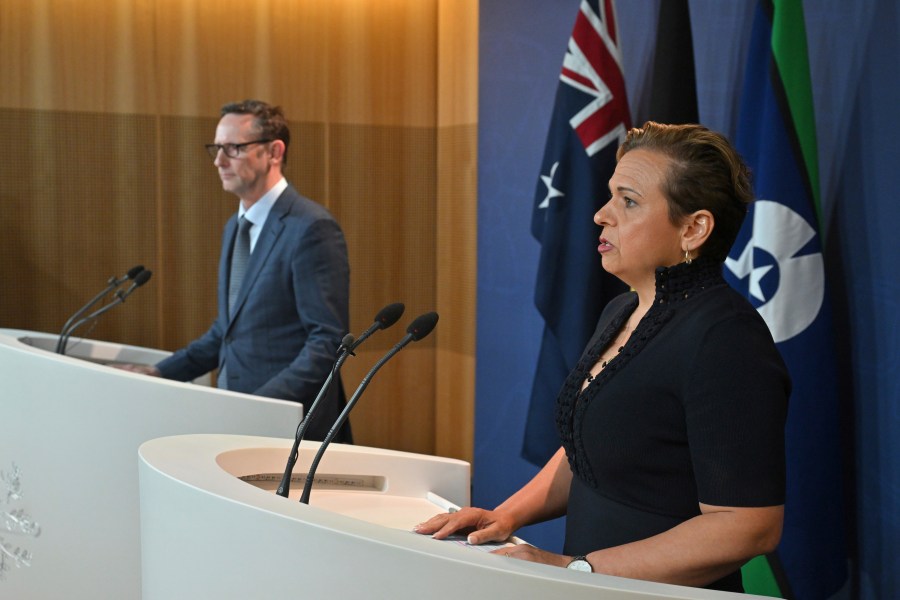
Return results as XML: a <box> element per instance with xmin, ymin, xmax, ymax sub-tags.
<box><xmin>725</xmin><ymin>0</ymin><xmax>848</xmax><ymax>597</ymax></box>
<box><xmin>522</xmin><ymin>0</ymin><xmax>631</xmax><ymax>466</ymax></box>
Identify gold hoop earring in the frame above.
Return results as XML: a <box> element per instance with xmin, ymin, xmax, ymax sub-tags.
<box><xmin>684</xmin><ymin>249</ymin><xmax>693</xmax><ymax>264</ymax></box>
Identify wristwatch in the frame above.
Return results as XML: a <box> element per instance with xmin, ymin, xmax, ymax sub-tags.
<box><xmin>566</xmin><ymin>555</ymin><xmax>593</xmax><ymax>572</ymax></box>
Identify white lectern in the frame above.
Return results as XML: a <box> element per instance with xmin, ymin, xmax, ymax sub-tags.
<box><xmin>138</xmin><ymin>434</ymin><xmax>760</xmax><ymax>600</ymax></box>
<box><xmin>0</xmin><ymin>330</ymin><xmax>302</xmax><ymax>600</ymax></box>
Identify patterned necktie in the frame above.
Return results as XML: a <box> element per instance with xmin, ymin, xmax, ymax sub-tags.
<box><xmin>228</xmin><ymin>216</ymin><xmax>252</xmax><ymax>317</ymax></box>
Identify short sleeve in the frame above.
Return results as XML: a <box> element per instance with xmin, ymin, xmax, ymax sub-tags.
<box><xmin>683</xmin><ymin>311</ymin><xmax>790</xmax><ymax>507</ymax></box>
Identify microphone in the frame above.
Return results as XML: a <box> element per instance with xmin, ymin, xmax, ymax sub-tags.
<box><xmin>115</xmin><ymin>269</ymin><xmax>153</xmax><ymax>302</ymax></box>
<box><xmin>57</xmin><ymin>270</ymin><xmax>153</xmax><ymax>355</ymax></box>
<box><xmin>122</xmin><ymin>264</ymin><xmax>147</xmax><ymax>282</ymax></box>
<box><xmin>299</xmin><ymin>311</ymin><xmax>439</xmax><ymax>505</ymax></box>
<box><xmin>275</xmin><ymin>302</ymin><xmax>405</xmax><ymax>498</ymax></box>
<box><xmin>55</xmin><ymin>265</ymin><xmax>145</xmax><ymax>354</ymax></box>
<box><xmin>350</xmin><ymin>302</ymin><xmax>405</xmax><ymax>351</ymax></box>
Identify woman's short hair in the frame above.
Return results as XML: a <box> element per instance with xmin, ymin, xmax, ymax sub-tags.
<box><xmin>617</xmin><ymin>121</ymin><xmax>753</xmax><ymax>262</ymax></box>
<box><xmin>221</xmin><ymin>99</ymin><xmax>291</xmax><ymax>165</ymax></box>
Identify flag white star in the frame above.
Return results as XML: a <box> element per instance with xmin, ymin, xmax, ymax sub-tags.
<box><xmin>538</xmin><ymin>161</ymin><xmax>565</xmax><ymax>209</ymax></box>
<box><xmin>725</xmin><ymin>240</ymin><xmax>773</xmax><ymax>302</ymax></box>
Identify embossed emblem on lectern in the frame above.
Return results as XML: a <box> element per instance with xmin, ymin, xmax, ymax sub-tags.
<box><xmin>1</xmin><ymin>464</ymin><xmax>41</xmax><ymax>580</ymax></box>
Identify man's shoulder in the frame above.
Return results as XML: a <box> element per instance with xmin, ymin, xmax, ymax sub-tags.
<box><xmin>275</xmin><ymin>185</ymin><xmax>338</xmax><ymax>224</ymax></box>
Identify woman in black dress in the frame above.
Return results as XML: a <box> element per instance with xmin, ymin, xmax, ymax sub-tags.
<box><xmin>415</xmin><ymin>122</ymin><xmax>789</xmax><ymax>593</ymax></box>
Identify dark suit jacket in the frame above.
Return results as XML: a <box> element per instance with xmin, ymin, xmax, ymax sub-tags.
<box><xmin>157</xmin><ymin>185</ymin><xmax>351</xmax><ymax>441</ymax></box>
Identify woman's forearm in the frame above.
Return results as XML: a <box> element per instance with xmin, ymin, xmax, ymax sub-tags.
<box><xmin>584</xmin><ymin>504</ymin><xmax>784</xmax><ymax>587</ymax></box>
<box><xmin>494</xmin><ymin>447</ymin><xmax>573</xmax><ymax>529</ymax></box>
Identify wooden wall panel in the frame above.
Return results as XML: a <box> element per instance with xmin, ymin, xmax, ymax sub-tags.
<box><xmin>0</xmin><ymin>0</ymin><xmax>477</xmax><ymax>463</ymax></box>
<box><xmin>150</xmin><ymin>0</ymin><xmax>439</xmax><ymax>125</ymax></box>
<box><xmin>327</xmin><ymin>124</ymin><xmax>438</xmax><ymax>321</ymax></box>
<box><xmin>0</xmin><ymin>109</ymin><xmax>160</xmax><ymax>346</ymax></box>
<box><xmin>153</xmin><ymin>0</ymin><xmax>305</xmax><ymax>118</ymax></box>
<box><xmin>0</xmin><ymin>0</ymin><xmax>158</xmax><ymax>113</ymax></box>
<box><xmin>328</xmin><ymin>123</ymin><xmax>439</xmax><ymax>454</ymax></box>
<box><xmin>325</xmin><ymin>0</ymin><xmax>438</xmax><ymax>126</ymax></box>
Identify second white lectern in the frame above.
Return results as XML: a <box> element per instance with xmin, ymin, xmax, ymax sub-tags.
<box><xmin>138</xmin><ymin>434</ymin><xmax>760</xmax><ymax>600</ymax></box>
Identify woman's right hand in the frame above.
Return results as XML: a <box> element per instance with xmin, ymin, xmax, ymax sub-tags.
<box><xmin>414</xmin><ymin>448</ymin><xmax>571</xmax><ymax>547</ymax></box>
<box><xmin>413</xmin><ymin>507</ymin><xmax>517</xmax><ymax>545</ymax></box>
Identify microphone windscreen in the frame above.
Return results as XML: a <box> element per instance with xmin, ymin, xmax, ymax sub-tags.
<box><xmin>407</xmin><ymin>312</ymin><xmax>439</xmax><ymax>341</ymax></box>
<box><xmin>375</xmin><ymin>302</ymin><xmax>405</xmax><ymax>329</ymax></box>
<box><xmin>134</xmin><ymin>270</ymin><xmax>152</xmax><ymax>286</ymax></box>
<box><xmin>125</xmin><ymin>265</ymin><xmax>145</xmax><ymax>279</ymax></box>
<box><xmin>341</xmin><ymin>333</ymin><xmax>355</xmax><ymax>348</ymax></box>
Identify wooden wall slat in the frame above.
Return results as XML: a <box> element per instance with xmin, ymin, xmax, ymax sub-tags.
<box><xmin>435</xmin><ymin>124</ymin><xmax>478</xmax><ymax>461</ymax></box>
<box><xmin>434</xmin><ymin>0</ymin><xmax>478</xmax><ymax>461</ymax></box>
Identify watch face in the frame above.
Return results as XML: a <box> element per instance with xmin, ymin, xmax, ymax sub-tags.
<box><xmin>567</xmin><ymin>558</ymin><xmax>592</xmax><ymax>573</ymax></box>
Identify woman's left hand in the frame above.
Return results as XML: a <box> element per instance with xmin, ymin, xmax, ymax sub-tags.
<box><xmin>491</xmin><ymin>544</ymin><xmax>570</xmax><ymax>569</ymax></box>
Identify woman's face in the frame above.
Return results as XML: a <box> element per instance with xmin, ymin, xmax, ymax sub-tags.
<box><xmin>594</xmin><ymin>148</ymin><xmax>686</xmax><ymax>290</ymax></box>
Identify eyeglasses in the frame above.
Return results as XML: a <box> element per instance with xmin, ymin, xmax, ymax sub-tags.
<box><xmin>204</xmin><ymin>139</ymin><xmax>273</xmax><ymax>159</ymax></box>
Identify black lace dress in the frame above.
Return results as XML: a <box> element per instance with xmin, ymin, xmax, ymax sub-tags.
<box><xmin>555</xmin><ymin>258</ymin><xmax>790</xmax><ymax>593</ymax></box>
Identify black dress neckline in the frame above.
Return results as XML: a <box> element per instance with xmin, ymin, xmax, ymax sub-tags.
<box><xmin>556</xmin><ymin>257</ymin><xmax>727</xmax><ymax>486</ymax></box>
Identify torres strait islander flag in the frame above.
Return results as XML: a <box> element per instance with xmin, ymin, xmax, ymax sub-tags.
<box><xmin>725</xmin><ymin>0</ymin><xmax>848</xmax><ymax>597</ymax></box>
<box><xmin>522</xmin><ymin>0</ymin><xmax>630</xmax><ymax>466</ymax></box>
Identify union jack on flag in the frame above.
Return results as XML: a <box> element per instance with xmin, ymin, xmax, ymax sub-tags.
<box><xmin>561</xmin><ymin>0</ymin><xmax>630</xmax><ymax>157</ymax></box>
<box><xmin>523</xmin><ymin>0</ymin><xmax>631</xmax><ymax>465</ymax></box>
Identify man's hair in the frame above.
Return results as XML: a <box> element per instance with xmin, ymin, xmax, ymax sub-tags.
<box><xmin>616</xmin><ymin>121</ymin><xmax>753</xmax><ymax>262</ymax></box>
<box><xmin>221</xmin><ymin>99</ymin><xmax>291</xmax><ymax>165</ymax></box>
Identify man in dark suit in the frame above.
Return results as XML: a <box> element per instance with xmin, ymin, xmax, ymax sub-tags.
<box><xmin>123</xmin><ymin>100</ymin><xmax>351</xmax><ymax>442</ymax></box>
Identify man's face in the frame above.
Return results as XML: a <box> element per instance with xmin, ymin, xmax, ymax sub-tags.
<box><xmin>212</xmin><ymin>113</ymin><xmax>274</xmax><ymax>204</ymax></box>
